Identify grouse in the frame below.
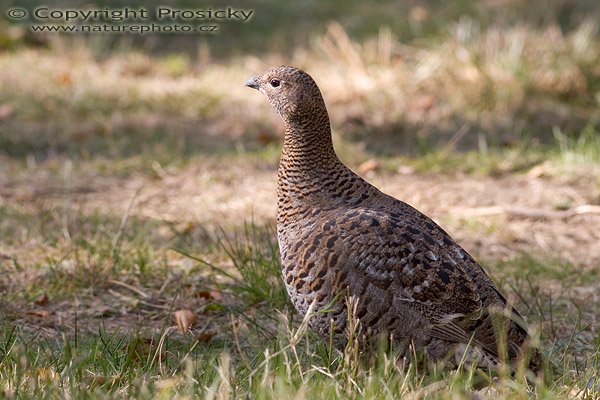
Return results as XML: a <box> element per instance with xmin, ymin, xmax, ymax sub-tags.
<box><xmin>245</xmin><ymin>66</ymin><xmax>541</xmax><ymax>371</ymax></box>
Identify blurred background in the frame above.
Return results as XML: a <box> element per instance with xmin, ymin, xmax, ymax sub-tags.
<box><xmin>2</xmin><ymin>0</ymin><xmax>600</xmax><ymax>160</ymax></box>
<box><xmin>1</xmin><ymin>1</ymin><xmax>600</xmax><ymax>396</ymax></box>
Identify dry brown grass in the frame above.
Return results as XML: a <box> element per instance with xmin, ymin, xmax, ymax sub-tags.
<box><xmin>1</xmin><ymin>21</ymin><xmax>599</xmax><ymax>157</ymax></box>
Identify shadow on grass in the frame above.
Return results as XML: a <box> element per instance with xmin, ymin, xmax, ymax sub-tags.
<box><xmin>2</xmin><ymin>106</ymin><xmax>598</xmax><ymax>166</ymax></box>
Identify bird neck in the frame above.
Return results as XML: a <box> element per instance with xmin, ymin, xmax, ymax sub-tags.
<box><xmin>276</xmin><ymin>108</ymin><xmax>360</xmax><ymax>216</ymax></box>
<box><xmin>279</xmin><ymin>109</ymin><xmax>341</xmax><ymax>177</ymax></box>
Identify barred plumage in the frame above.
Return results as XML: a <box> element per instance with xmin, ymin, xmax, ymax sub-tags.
<box><xmin>245</xmin><ymin>66</ymin><xmax>541</xmax><ymax>371</ymax></box>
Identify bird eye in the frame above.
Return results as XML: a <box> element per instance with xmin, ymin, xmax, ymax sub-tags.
<box><xmin>270</xmin><ymin>79</ymin><xmax>281</xmax><ymax>87</ymax></box>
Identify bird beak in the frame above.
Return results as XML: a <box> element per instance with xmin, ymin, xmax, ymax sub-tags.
<box><xmin>244</xmin><ymin>76</ymin><xmax>260</xmax><ymax>90</ymax></box>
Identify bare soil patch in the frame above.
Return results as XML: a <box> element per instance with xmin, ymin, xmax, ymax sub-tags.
<box><xmin>1</xmin><ymin>156</ymin><xmax>599</xmax><ymax>341</ymax></box>
<box><xmin>3</xmin><ymin>157</ymin><xmax>598</xmax><ymax>268</ymax></box>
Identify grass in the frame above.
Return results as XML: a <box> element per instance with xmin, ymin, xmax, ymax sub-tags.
<box><xmin>554</xmin><ymin>124</ymin><xmax>600</xmax><ymax>166</ymax></box>
<box><xmin>1</xmin><ymin>217</ymin><xmax>599</xmax><ymax>399</ymax></box>
<box><xmin>1</xmin><ymin>18</ymin><xmax>600</xmax><ymax>161</ymax></box>
<box><xmin>1</xmin><ymin>5</ymin><xmax>600</xmax><ymax>398</ymax></box>
<box><xmin>1</xmin><ymin>18</ymin><xmax>599</xmax><ymax>189</ymax></box>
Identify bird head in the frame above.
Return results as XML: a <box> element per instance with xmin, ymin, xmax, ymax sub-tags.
<box><xmin>245</xmin><ymin>66</ymin><xmax>326</xmax><ymax>122</ymax></box>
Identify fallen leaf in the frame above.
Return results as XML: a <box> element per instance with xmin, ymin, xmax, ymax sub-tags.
<box><xmin>174</xmin><ymin>309</ymin><xmax>196</xmax><ymax>333</ymax></box>
<box><xmin>197</xmin><ymin>289</ymin><xmax>222</xmax><ymax>301</ymax></box>
<box><xmin>34</xmin><ymin>293</ymin><xmax>49</xmax><ymax>306</ymax></box>
<box><xmin>196</xmin><ymin>331</ymin><xmax>216</xmax><ymax>343</ymax></box>
<box><xmin>26</xmin><ymin>310</ymin><xmax>50</xmax><ymax>318</ymax></box>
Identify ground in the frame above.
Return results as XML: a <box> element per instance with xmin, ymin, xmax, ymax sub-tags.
<box><xmin>1</xmin><ymin>142</ymin><xmax>600</xmax><ymax>398</ymax></box>
<box><xmin>1</xmin><ymin>17</ymin><xmax>600</xmax><ymax>398</ymax></box>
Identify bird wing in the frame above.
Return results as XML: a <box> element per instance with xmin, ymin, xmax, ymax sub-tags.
<box><xmin>323</xmin><ymin>206</ymin><xmax>503</xmax><ymax>349</ymax></box>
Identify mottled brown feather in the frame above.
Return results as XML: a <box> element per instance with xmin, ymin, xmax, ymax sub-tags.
<box><xmin>245</xmin><ymin>66</ymin><xmax>541</xmax><ymax>371</ymax></box>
